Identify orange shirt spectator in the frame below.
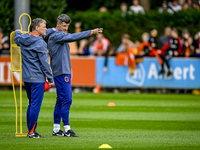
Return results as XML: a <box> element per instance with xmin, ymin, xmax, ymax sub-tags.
<box><xmin>93</xmin><ymin>33</ymin><xmax>110</xmax><ymax>56</ymax></box>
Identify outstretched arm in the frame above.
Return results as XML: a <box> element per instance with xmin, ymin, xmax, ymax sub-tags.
<box><xmin>54</xmin><ymin>28</ymin><xmax>103</xmax><ymax>43</ymax></box>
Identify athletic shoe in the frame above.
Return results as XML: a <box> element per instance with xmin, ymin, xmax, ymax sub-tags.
<box><xmin>52</xmin><ymin>130</ymin><xmax>64</xmax><ymax>136</ymax></box>
<box><xmin>64</xmin><ymin>129</ymin><xmax>79</xmax><ymax>137</ymax></box>
<box><xmin>158</xmin><ymin>69</ymin><xmax>165</xmax><ymax>75</ymax></box>
<box><xmin>27</xmin><ymin>132</ymin><xmax>45</xmax><ymax>138</ymax></box>
<box><xmin>167</xmin><ymin>71</ymin><xmax>172</xmax><ymax>77</ymax></box>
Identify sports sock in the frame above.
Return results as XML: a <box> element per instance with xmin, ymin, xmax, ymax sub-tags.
<box><xmin>53</xmin><ymin>124</ymin><xmax>60</xmax><ymax>132</ymax></box>
<box><xmin>64</xmin><ymin>125</ymin><xmax>71</xmax><ymax>132</ymax></box>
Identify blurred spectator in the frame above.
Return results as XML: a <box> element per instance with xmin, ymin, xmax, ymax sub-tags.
<box><xmin>116</xmin><ymin>36</ymin><xmax>137</xmax><ymax>75</ymax></box>
<box><xmin>179</xmin><ymin>29</ymin><xmax>194</xmax><ymax>57</ymax></box>
<box><xmin>178</xmin><ymin>0</ymin><xmax>186</xmax><ymax>7</ymax></box>
<box><xmin>182</xmin><ymin>29</ymin><xmax>190</xmax><ymax>41</ymax></box>
<box><xmin>158</xmin><ymin>28</ymin><xmax>182</xmax><ymax>77</ymax></box>
<box><xmin>148</xmin><ymin>29</ymin><xmax>159</xmax><ymax>56</ymax></box>
<box><xmin>180</xmin><ymin>36</ymin><xmax>194</xmax><ymax>57</ymax></box>
<box><xmin>180</xmin><ymin>29</ymin><xmax>194</xmax><ymax>57</ymax></box>
<box><xmin>88</xmin><ymin>37</ymin><xmax>96</xmax><ymax>56</ymax></box>
<box><xmin>167</xmin><ymin>0</ymin><xmax>182</xmax><ymax>14</ymax></box>
<box><xmin>116</xmin><ymin>34</ymin><xmax>133</xmax><ymax>54</ymax></box>
<box><xmin>138</xmin><ymin>32</ymin><xmax>151</xmax><ymax>56</ymax></box>
<box><xmin>116</xmin><ymin>34</ymin><xmax>143</xmax><ymax>75</ymax></box>
<box><xmin>93</xmin><ymin>33</ymin><xmax>110</xmax><ymax>56</ymax></box>
<box><xmin>168</xmin><ymin>0</ymin><xmax>185</xmax><ymax>7</ymax></box>
<box><xmin>129</xmin><ymin>0</ymin><xmax>145</xmax><ymax>14</ymax></box>
<box><xmin>120</xmin><ymin>2</ymin><xmax>129</xmax><ymax>16</ymax></box>
<box><xmin>138</xmin><ymin>31</ymin><xmax>162</xmax><ymax>66</ymax></box>
<box><xmin>182</xmin><ymin>2</ymin><xmax>189</xmax><ymax>10</ymax></box>
<box><xmin>0</xmin><ymin>27</ymin><xmax>10</xmax><ymax>55</ymax></box>
<box><xmin>159</xmin><ymin>1</ymin><xmax>168</xmax><ymax>13</ymax></box>
<box><xmin>74</xmin><ymin>22</ymin><xmax>82</xmax><ymax>33</ymax></box>
<box><xmin>99</xmin><ymin>6</ymin><xmax>107</xmax><ymax>13</ymax></box>
<box><xmin>193</xmin><ymin>2</ymin><xmax>200</xmax><ymax>10</ymax></box>
<box><xmin>76</xmin><ymin>36</ymin><xmax>96</xmax><ymax>56</ymax></box>
<box><xmin>193</xmin><ymin>31</ymin><xmax>200</xmax><ymax>57</ymax></box>
<box><xmin>77</xmin><ymin>39</ymin><xmax>90</xmax><ymax>56</ymax></box>
<box><xmin>133</xmin><ymin>40</ymin><xmax>141</xmax><ymax>56</ymax></box>
<box><xmin>69</xmin><ymin>22</ymin><xmax>82</xmax><ymax>55</ymax></box>
<box><xmin>187</xmin><ymin>0</ymin><xmax>193</xmax><ymax>8</ymax></box>
<box><xmin>103</xmin><ymin>44</ymin><xmax>116</xmax><ymax>72</ymax></box>
<box><xmin>116</xmin><ymin>34</ymin><xmax>143</xmax><ymax>58</ymax></box>
<box><xmin>159</xmin><ymin>27</ymin><xmax>172</xmax><ymax>48</ymax></box>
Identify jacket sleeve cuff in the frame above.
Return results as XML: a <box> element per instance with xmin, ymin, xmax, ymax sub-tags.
<box><xmin>48</xmin><ymin>78</ymin><xmax>54</xmax><ymax>83</ymax></box>
<box><xmin>15</xmin><ymin>31</ymin><xmax>21</xmax><ymax>34</ymax></box>
<box><xmin>90</xmin><ymin>30</ymin><xmax>93</xmax><ymax>36</ymax></box>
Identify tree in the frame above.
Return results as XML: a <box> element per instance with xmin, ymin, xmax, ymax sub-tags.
<box><xmin>0</xmin><ymin>0</ymin><xmax>14</xmax><ymax>35</ymax></box>
<box><xmin>31</xmin><ymin>0</ymin><xmax>67</xmax><ymax>28</ymax></box>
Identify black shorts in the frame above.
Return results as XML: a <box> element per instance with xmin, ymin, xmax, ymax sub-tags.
<box><xmin>163</xmin><ymin>50</ymin><xmax>173</xmax><ymax>60</ymax></box>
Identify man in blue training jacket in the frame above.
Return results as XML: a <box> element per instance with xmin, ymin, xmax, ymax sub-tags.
<box><xmin>45</xmin><ymin>14</ymin><xmax>103</xmax><ymax>137</ymax></box>
<box><xmin>15</xmin><ymin>18</ymin><xmax>54</xmax><ymax>138</ymax></box>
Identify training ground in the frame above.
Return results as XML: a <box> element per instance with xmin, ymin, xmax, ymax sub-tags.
<box><xmin>0</xmin><ymin>91</ymin><xmax>200</xmax><ymax>150</ymax></box>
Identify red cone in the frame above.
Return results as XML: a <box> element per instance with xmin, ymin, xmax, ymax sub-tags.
<box><xmin>44</xmin><ymin>81</ymin><xmax>50</xmax><ymax>92</ymax></box>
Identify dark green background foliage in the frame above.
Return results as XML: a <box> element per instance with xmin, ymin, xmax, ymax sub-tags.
<box><xmin>31</xmin><ymin>0</ymin><xmax>67</xmax><ymax>29</ymax></box>
<box><xmin>0</xmin><ymin>0</ymin><xmax>199</xmax><ymax>46</ymax></box>
<box><xmin>67</xmin><ymin>9</ymin><xmax>200</xmax><ymax>46</ymax></box>
<box><xmin>0</xmin><ymin>0</ymin><xmax>14</xmax><ymax>34</ymax></box>
<box><xmin>67</xmin><ymin>0</ymin><xmax>164</xmax><ymax>11</ymax></box>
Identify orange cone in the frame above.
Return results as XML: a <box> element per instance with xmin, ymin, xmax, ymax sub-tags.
<box><xmin>93</xmin><ymin>83</ymin><xmax>102</xmax><ymax>93</ymax></box>
<box><xmin>108</xmin><ymin>102</ymin><xmax>116</xmax><ymax>107</ymax></box>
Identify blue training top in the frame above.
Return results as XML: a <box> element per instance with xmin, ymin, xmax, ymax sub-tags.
<box><xmin>45</xmin><ymin>28</ymin><xmax>91</xmax><ymax>77</ymax></box>
<box><xmin>14</xmin><ymin>31</ymin><xmax>53</xmax><ymax>83</ymax></box>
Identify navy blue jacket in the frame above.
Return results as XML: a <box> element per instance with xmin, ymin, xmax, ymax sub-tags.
<box><xmin>45</xmin><ymin>28</ymin><xmax>91</xmax><ymax>77</ymax></box>
<box><xmin>14</xmin><ymin>31</ymin><xmax>53</xmax><ymax>83</ymax></box>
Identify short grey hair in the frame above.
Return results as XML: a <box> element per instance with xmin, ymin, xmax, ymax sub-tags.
<box><xmin>164</xmin><ymin>26</ymin><xmax>171</xmax><ymax>32</ymax></box>
<box><xmin>31</xmin><ymin>18</ymin><xmax>46</xmax><ymax>31</ymax></box>
<box><xmin>57</xmin><ymin>14</ymin><xmax>71</xmax><ymax>24</ymax></box>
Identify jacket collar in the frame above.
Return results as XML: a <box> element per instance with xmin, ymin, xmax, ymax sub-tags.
<box><xmin>29</xmin><ymin>32</ymin><xmax>40</xmax><ymax>36</ymax></box>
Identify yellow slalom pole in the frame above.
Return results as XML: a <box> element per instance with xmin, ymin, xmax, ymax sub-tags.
<box><xmin>19</xmin><ymin>47</ymin><xmax>23</xmax><ymax>135</ymax></box>
<box><xmin>19</xmin><ymin>14</ymin><xmax>31</xmax><ymax>135</ymax></box>
<box><xmin>10</xmin><ymin>36</ymin><xmax>18</xmax><ymax>135</ymax></box>
<box><xmin>10</xmin><ymin>13</ymin><xmax>31</xmax><ymax>137</ymax></box>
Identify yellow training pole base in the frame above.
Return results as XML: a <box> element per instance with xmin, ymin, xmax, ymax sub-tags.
<box><xmin>15</xmin><ymin>133</ymin><xmax>27</xmax><ymax>137</ymax></box>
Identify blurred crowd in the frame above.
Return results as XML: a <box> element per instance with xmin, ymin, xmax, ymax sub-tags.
<box><xmin>158</xmin><ymin>0</ymin><xmax>200</xmax><ymax>13</ymax></box>
<box><xmin>0</xmin><ymin>27</ymin><xmax>10</xmax><ymax>55</ymax></box>
<box><xmin>119</xmin><ymin>0</ymin><xmax>199</xmax><ymax>15</ymax></box>
<box><xmin>67</xmin><ymin>23</ymin><xmax>200</xmax><ymax>59</ymax></box>
<box><xmin>65</xmin><ymin>18</ymin><xmax>200</xmax><ymax>78</ymax></box>
<box><xmin>99</xmin><ymin>0</ymin><xmax>200</xmax><ymax>15</ymax></box>
<box><xmin>0</xmin><ymin>0</ymin><xmax>200</xmax><ymax>60</ymax></box>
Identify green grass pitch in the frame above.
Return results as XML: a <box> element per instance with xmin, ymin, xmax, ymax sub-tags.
<box><xmin>0</xmin><ymin>90</ymin><xmax>200</xmax><ymax>150</ymax></box>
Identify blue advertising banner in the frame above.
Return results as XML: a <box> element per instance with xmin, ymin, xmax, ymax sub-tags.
<box><xmin>96</xmin><ymin>57</ymin><xmax>200</xmax><ymax>89</ymax></box>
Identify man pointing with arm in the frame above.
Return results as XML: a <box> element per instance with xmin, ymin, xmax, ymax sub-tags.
<box><xmin>45</xmin><ymin>14</ymin><xmax>103</xmax><ymax>137</ymax></box>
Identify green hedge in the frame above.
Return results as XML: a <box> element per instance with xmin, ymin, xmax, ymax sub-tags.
<box><xmin>0</xmin><ymin>0</ymin><xmax>14</xmax><ymax>35</ymax></box>
<box><xmin>67</xmin><ymin>9</ymin><xmax>200</xmax><ymax>46</ymax></box>
<box><xmin>0</xmin><ymin>0</ymin><xmax>67</xmax><ymax>37</ymax></box>
<box><xmin>1</xmin><ymin>1</ymin><xmax>200</xmax><ymax>47</ymax></box>
<box><xmin>31</xmin><ymin>0</ymin><xmax>67</xmax><ymax>29</ymax></box>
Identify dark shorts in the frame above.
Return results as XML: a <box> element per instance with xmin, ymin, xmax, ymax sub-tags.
<box><xmin>163</xmin><ymin>50</ymin><xmax>174</xmax><ymax>60</ymax></box>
